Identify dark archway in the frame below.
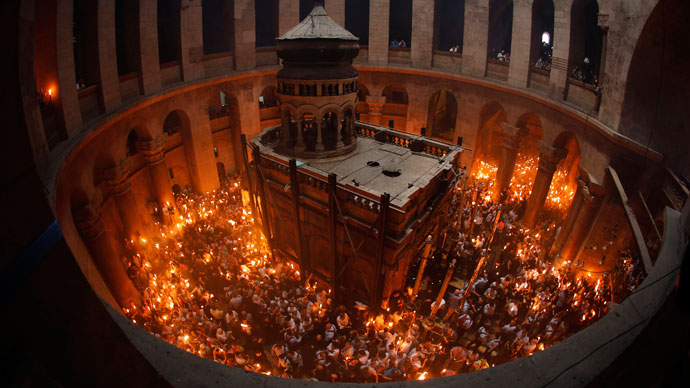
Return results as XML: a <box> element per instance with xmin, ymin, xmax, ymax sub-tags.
<box><xmin>322</xmin><ymin>111</ymin><xmax>339</xmax><ymax>150</ymax></box>
<box><xmin>345</xmin><ymin>0</ymin><xmax>370</xmax><ymax>45</ymax></box>
<box><xmin>530</xmin><ymin>0</ymin><xmax>554</xmax><ymax>68</ymax></box>
<box><xmin>475</xmin><ymin>102</ymin><xmax>507</xmax><ymax>164</ymax></box>
<box><xmin>427</xmin><ymin>90</ymin><xmax>458</xmax><ymax>142</ymax></box>
<box><xmin>255</xmin><ymin>0</ymin><xmax>279</xmax><ymax>47</ymax></box>
<box><xmin>202</xmin><ymin>0</ymin><xmax>232</xmax><ymax>55</ymax></box>
<box><xmin>157</xmin><ymin>0</ymin><xmax>181</xmax><ymax>64</ymax></box>
<box><xmin>434</xmin><ymin>0</ymin><xmax>465</xmax><ymax>52</ymax></box>
<box><xmin>126</xmin><ymin>129</ymin><xmax>139</xmax><ymax>157</ymax></box>
<box><xmin>382</xmin><ymin>85</ymin><xmax>408</xmax><ymax>129</ymax></box>
<box><xmin>389</xmin><ymin>0</ymin><xmax>412</xmax><ymax>46</ymax></box>
<box><xmin>619</xmin><ymin>0</ymin><xmax>690</xmax><ymax>177</ymax></box>
<box><xmin>568</xmin><ymin>0</ymin><xmax>602</xmax><ymax>84</ymax></box>
<box><xmin>259</xmin><ymin>86</ymin><xmax>277</xmax><ymax>108</ymax></box>
<box><xmin>488</xmin><ymin>0</ymin><xmax>513</xmax><ymax>59</ymax></box>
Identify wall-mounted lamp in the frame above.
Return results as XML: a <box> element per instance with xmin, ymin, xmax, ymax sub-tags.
<box><xmin>38</xmin><ymin>88</ymin><xmax>53</xmax><ymax>109</ymax></box>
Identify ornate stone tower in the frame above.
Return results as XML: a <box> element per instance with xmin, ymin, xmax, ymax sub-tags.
<box><xmin>275</xmin><ymin>2</ymin><xmax>360</xmax><ymax>158</ymax></box>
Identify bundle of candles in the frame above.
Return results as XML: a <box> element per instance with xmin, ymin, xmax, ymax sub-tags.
<box><xmin>470</xmin><ymin>154</ymin><xmax>574</xmax><ymax>211</ymax></box>
<box><xmin>118</xmin><ymin>174</ymin><xmax>638</xmax><ymax>382</ymax></box>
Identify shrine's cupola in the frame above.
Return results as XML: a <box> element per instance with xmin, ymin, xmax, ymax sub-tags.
<box><xmin>275</xmin><ymin>1</ymin><xmax>360</xmax><ymax>158</ymax></box>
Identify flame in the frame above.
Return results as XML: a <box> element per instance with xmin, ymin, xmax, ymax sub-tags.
<box><xmin>418</xmin><ymin>372</ymin><xmax>428</xmax><ymax>380</ymax></box>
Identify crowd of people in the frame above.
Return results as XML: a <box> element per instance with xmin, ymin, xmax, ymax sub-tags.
<box><xmin>534</xmin><ymin>58</ymin><xmax>552</xmax><ymax>71</ymax></box>
<box><xmin>120</xmin><ymin>167</ymin><xmax>642</xmax><ymax>382</ymax></box>
<box><xmin>390</xmin><ymin>39</ymin><xmax>408</xmax><ymax>48</ymax></box>
<box><xmin>495</xmin><ymin>50</ymin><xmax>510</xmax><ymax>62</ymax></box>
<box><xmin>570</xmin><ymin>57</ymin><xmax>598</xmax><ymax>86</ymax></box>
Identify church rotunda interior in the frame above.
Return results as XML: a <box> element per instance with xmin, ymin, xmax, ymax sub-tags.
<box><xmin>2</xmin><ymin>0</ymin><xmax>690</xmax><ymax>387</ymax></box>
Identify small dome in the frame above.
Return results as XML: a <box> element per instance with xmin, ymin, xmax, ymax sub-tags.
<box><xmin>276</xmin><ymin>3</ymin><xmax>358</xmax><ymax>41</ymax></box>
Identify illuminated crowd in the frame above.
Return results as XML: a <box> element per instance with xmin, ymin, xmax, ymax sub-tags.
<box><xmin>119</xmin><ymin>164</ymin><xmax>642</xmax><ymax>382</ymax></box>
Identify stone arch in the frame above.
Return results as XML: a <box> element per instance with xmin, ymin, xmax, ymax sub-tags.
<box><xmin>298</xmin><ymin>108</ymin><xmax>319</xmax><ymax>152</ymax></box>
<box><xmin>568</xmin><ymin>0</ymin><xmax>603</xmax><ymax>81</ymax></box>
<box><xmin>259</xmin><ymin>85</ymin><xmax>277</xmax><ymax>108</ymax></box>
<box><xmin>619</xmin><ymin>0</ymin><xmax>690</xmax><ymax>176</ymax></box>
<box><xmin>426</xmin><ymin>90</ymin><xmax>458</xmax><ymax>142</ymax></box>
<box><xmin>488</xmin><ymin>0</ymin><xmax>514</xmax><ymax>58</ymax></box>
<box><xmin>515</xmin><ymin>112</ymin><xmax>545</xmax><ymax>150</ymax></box>
<box><xmin>382</xmin><ymin>84</ymin><xmax>408</xmax><ymax>129</ymax></box>
<box><xmin>162</xmin><ymin>109</ymin><xmax>198</xmax><ymax>190</ymax></box>
<box><xmin>126</xmin><ymin>129</ymin><xmax>140</xmax><ymax>157</ymax></box>
<box><xmin>473</xmin><ymin>101</ymin><xmax>507</xmax><ymax>169</ymax></box>
<box><xmin>218</xmin><ymin>88</ymin><xmax>245</xmax><ymax>174</ymax></box>
<box><xmin>530</xmin><ymin>0</ymin><xmax>554</xmax><ymax>66</ymax></box>
<box><xmin>357</xmin><ymin>82</ymin><xmax>370</xmax><ymax>116</ymax></box>
<box><xmin>553</xmin><ymin>131</ymin><xmax>582</xmax><ymax>188</ymax></box>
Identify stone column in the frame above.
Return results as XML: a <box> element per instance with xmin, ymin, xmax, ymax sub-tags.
<box><xmin>548</xmin><ymin>0</ymin><xmax>571</xmax><ymax>100</ymax></box>
<box><xmin>180</xmin><ymin>0</ymin><xmax>204</xmax><ymax>81</ymax></box>
<box><xmin>139</xmin><ymin>0</ymin><xmax>161</xmax><ymax>95</ymax></box>
<box><xmin>295</xmin><ymin>118</ymin><xmax>305</xmax><ymax>151</ymax></box>
<box><xmin>492</xmin><ymin>123</ymin><xmax>526</xmax><ymax>201</ymax></box>
<box><xmin>368</xmin><ymin>0</ymin><xmax>390</xmax><ymax>65</ymax></box>
<box><xmin>139</xmin><ymin>137</ymin><xmax>174</xmax><ymax>207</ymax></box>
<box><xmin>186</xmin><ymin>95</ymin><xmax>220</xmax><ymax>192</ymax></box>
<box><xmin>521</xmin><ymin>143</ymin><xmax>568</xmax><ymax>226</ymax></box>
<box><xmin>56</xmin><ymin>0</ymin><xmax>83</xmax><ymax>135</ymax></box>
<box><xmin>366</xmin><ymin>95</ymin><xmax>386</xmax><ymax>125</ymax></box>
<box><xmin>74</xmin><ymin>206</ymin><xmax>140</xmax><ymax>307</ymax></box>
<box><xmin>507</xmin><ymin>0</ymin><xmax>532</xmax><ymax>88</ymax></box>
<box><xmin>328</xmin><ymin>0</ymin><xmax>346</xmax><ymax>26</ymax></box>
<box><xmin>97</xmin><ymin>0</ymin><xmax>122</xmax><ymax>113</ymax></box>
<box><xmin>558</xmin><ymin>179</ymin><xmax>602</xmax><ymax>260</ymax></box>
<box><xmin>111</xmin><ymin>181</ymin><xmax>145</xmax><ymax>239</ymax></box>
<box><xmin>461</xmin><ymin>0</ymin><xmax>489</xmax><ymax>78</ymax></box>
<box><xmin>102</xmin><ymin>164</ymin><xmax>146</xmax><ymax>239</ymax></box>
<box><xmin>594</xmin><ymin>14</ymin><xmax>609</xmax><ymax>112</ymax></box>
<box><xmin>411</xmin><ymin>0</ymin><xmax>434</xmax><ymax>69</ymax></box>
<box><xmin>315</xmin><ymin>118</ymin><xmax>325</xmax><ymax>152</ymax></box>
<box><xmin>234</xmin><ymin>0</ymin><xmax>256</xmax><ymax>71</ymax></box>
<box><xmin>278</xmin><ymin>0</ymin><xmax>299</xmax><ymax>35</ymax></box>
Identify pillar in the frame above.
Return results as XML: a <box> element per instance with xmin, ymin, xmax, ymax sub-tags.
<box><xmin>521</xmin><ymin>143</ymin><xmax>568</xmax><ymax>226</ymax></box>
<box><xmin>328</xmin><ymin>0</ymin><xmax>346</xmax><ymax>26</ymax></box>
<box><xmin>186</xmin><ymin>95</ymin><xmax>220</xmax><ymax>192</ymax></box>
<box><xmin>295</xmin><ymin>119</ymin><xmax>305</xmax><ymax>151</ymax></box>
<box><xmin>461</xmin><ymin>0</ymin><xmax>489</xmax><ymax>78</ymax></box>
<box><xmin>139</xmin><ymin>137</ymin><xmax>175</xmax><ymax>206</ymax></box>
<box><xmin>548</xmin><ymin>0</ymin><xmax>571</xmax><ymax>100</ymax></box>
<box><xmin>180</xmin><ymin>0</ymin><xmax>204</xmax><ymax>82</ymax></box>
<box><xmin>492</xmin><ymin>122</ymin><xmax>526</xmax><ymax>201</ymax></box>
<box><xmin>315</xmin><ymin>118</ymin><xmax>325</xmax><ymax>152</ymax></box>
<box><xmin>233</xmin><ymin>0</ymin><xmax>256</xmax><ymax>71</ymax></box>
<box><xmin>111</xmin><ymin>181</ymin><xmax>146</xmax><ymax>239</ymax></box>
<box><xmin>411</xmin><ymin>0</ymin><xmax>434</xmax><ymax>69</ymax></box>
<box><xmin>74</xmin><ymin>206</ymin><xmax>140</xmax><ymax>307</ymax></box>
<box><xmin>507</xmin><ymin>0</ymin><xmax>532</xmax><ymax>88</ymax></box>
<box><xmin>368</xmin><ymin>0</ymin><xmax>390</xmax><ymax>65</ymax></box>
<box><xmin>278</xmin><ymin>0</ymin><xmax>299</xmax><ymax>35</ymax></box>
<box><xmin>56</xmin><ymin>0</ymin><xmax>83</xmax><ymax>135</ymax></box>
<box><xmin>365</xmin><ymin>95</ymin><xmax>386</xmax><ymax>125</ymax></box>
<box><xmin>558</xmin><ymin>179</ymin><xmax>602</xmax><ymax>260</ymax></box>
<box><xmin>97</xmin><ymin>0</ymin><xmax>122</xmax><ymax>113</ymax></box>
<box><xmin>139</xmin><ymin>0</ymin><xmax>161</xmax><ymax>95</ymax></box>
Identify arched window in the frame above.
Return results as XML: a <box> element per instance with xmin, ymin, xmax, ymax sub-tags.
<box><xmin>163</xmin><ymin>111</ymin><xmax>183</xmax><ymax>136</ymax></box>
<box><xmin>487</xmin><ymin>0</ymin><xmax>513</xmax><ymax>59</ymax></box>
<box><xmin>427</xmin><ymin>91</ymin><xmax>458</xmax><ymax>142</ymax></box>
<box><xmin>126</xmin><ymin>130</ymin><xmax>139</xmax><ymax>157</ymax></box>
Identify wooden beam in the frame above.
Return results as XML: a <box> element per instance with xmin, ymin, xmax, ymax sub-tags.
<box><xmin>290</xmin><ymin>159</ymin><xmax>306</xmax><ymax>282</ymax></box>
<box><xmin>328</xmin><ymin>174</ymin><xmax>338</xmax><ymax>297</ymax></box>
<box><xmin>240</xmin><ymin>134</ymin><xmax>258</xmax><ymax>220</ymax></box>
<box><xmin>607</xmin><ymin>166</ymin><xmax>654</xmax><ymax>274</ymax></box>
<box><xmin>252</xmin><ymin>147</ymin><xmax>275</xmax><ymax>259</ymax></box>
<box><xmin>371</xmin><ymin>192</ymin><xmax>390</xmax><ymax>316</ymax></box>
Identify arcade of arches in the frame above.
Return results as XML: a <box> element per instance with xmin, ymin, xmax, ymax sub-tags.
<box><xmin>4</xmin><ymin>0</ymin><xmax>690</xmax><ymax>387</ymax></box>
